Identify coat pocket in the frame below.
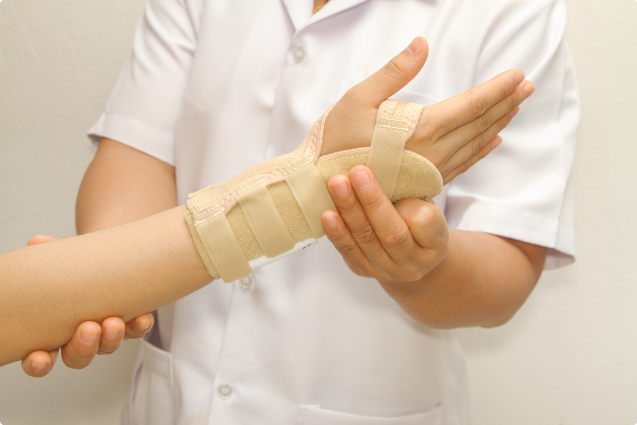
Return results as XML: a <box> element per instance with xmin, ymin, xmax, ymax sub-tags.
<box><xmin>127</xmin><ymin>339</ymin><xmax>176</xmax><ymax>425</ymax></box>
<box><xmin>297</xmin><ymin>404</ymin><xmax>442</xmax><ymax>425</ymax></box>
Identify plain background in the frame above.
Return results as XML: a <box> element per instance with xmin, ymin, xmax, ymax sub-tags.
<box><xmin>1</xmin><ymin>0</ymin><xmax>636</xmax><ymax>424</ymax></box>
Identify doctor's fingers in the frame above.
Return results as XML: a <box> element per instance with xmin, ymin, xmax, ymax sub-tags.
<box><xmin>348</xmin><ymin>37</ymin><xmax>428</xmax><ymax>108</ymax></box>
<box><xmin>322</xmin><ymin>209</ymin><xmax>375</xmax><ymax>278</ymax></box>
<box><xmin>420</xmin><ymin>69</ymin><xmax>525</xmax><ymax>141</ymax></box>
<box><xmin>61</xmin><ymin>321</ymin><xmax>102</xmax><ymax>369</ymax></box>
<box><xmin>441</xmin><ymin>101</ymin><xmax>521</xmax><ymax>185</ymax></box>
<box><xmin>124</xmin><ymin>312</ymin><xmax>154</xmax><ymax>340</ymax></box>
<box><xmin>326</xmin><ymin>170</ymin><xmax>430</xmax><ymax>281</ymax></box>
<box><xmin>434</xmin><ymin>80</ymin><xmax>532</xmax><ymax>163</ymax></box>
<box><xmin>21</xmin><ymin>348</ymin><xmax>59</xmax><ymax>378</ymax></box>
<box><xmin>326</xmin><ymin>174</ymin><xmax>392</xmax><ymax>268</ymax></box>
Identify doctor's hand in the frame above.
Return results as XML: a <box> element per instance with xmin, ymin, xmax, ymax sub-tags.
<box><xmin>322</xmin><ymin>166</ymin><xmax>448</xmax><ymax>282</ymax></box>
<box><xmin>21</xmin><ymin>235</ymin><xmax>154</xmax><ymax>378</ymax></box>
<box><xmin>322</xmin><ymin>36</ymin><xmax>534</xmax><ymax>185</ymax></box>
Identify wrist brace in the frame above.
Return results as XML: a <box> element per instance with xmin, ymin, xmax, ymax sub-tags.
<box><xmin>185</xmin><ymin>100</ymin><xmax>443</xmax><ymax>283</ymax></box>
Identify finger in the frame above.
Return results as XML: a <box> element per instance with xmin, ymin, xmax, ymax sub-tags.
<box><xmin>441</xmin><ymin>80</ymin><xmax>531</xmax><ymax>154</ymax></box>
<box><xmin>22</xmin><ymin>350</ymin><xmax>54</xmax><ymax>378</ymax></box>
<box><xmin>26</xmin><ymin>235</ymin><xmax>60</xmax><ymax>246</ymax></box>
<box><xmin>425</xmin><ymin>69</ymin><xmax>525</xmax><ymax>138</ymax></box>
<box><xmin>346</xmin><ymin>166</ymin><xmax>423</xmax><ymax>259</ymax></box>
<box><xmin>49</xmin><ymin>347</ymin><xmax>59</xmax><ymax>367</ymax></box>
<box><xmin>322</xmin><ymin>209</ymin><xmax>374</xmax><ymax>277</ymax></box>
<box><xmin>124</xmin><ymin>312</ymin><xmax>154</xmax><ymax>340</ymax></box>
<box><xmin>394</xmin><ymin>199</ymin><xmax>450</xmax><ymax>253</ymax></box>
<box><xmin>443</xmin><ymin>102</ymin><xmax>519</xmax><ymax>182</ymax></box>
<box><xmin>327</xmin><ymin>174</ymin><xmax>391</xmax><ymax>266</ymax></box>
<box><xmin>348</xmin><ymin>37</ymin><xmax>429</xmax><ymax>108</ymax></box>
<box><xmin>97</xmin><ymin>317</ymin><xmax>126</xmax><ymax>355</ymax></box>
<box><xmin>444</xmin><ymin>135</ymin><xmax>503</xmax><ymax>185</ymax></box>
<box><xmin>61</xmin><ymin>321</ymin><xmax>101</xmax><ymax>369</ymax></box>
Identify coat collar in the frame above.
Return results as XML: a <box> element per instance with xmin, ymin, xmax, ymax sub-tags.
<box><xmin>280</xmin><ymin>0</ymin><xmax>371</xmax><ymax>32</ymax></box>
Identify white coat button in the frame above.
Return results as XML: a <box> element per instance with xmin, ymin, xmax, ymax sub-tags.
<box><xmin>239</xmin><ymin>275</ymin><xmax>252</xmax><ymax>290</ymax></box>
<box><xmin>218</xmin><ymin>384</ymin><xmax>233</xmax><ymax>400</ymax></box>
<box><xmin>292</xmin><ymin>46</ymin><xmax>306</xmax><ymax>63</ymax></box>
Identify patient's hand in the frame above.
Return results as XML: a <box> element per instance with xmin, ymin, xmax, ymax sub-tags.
<box><xmin>21</xmin><ymin>235</ymin><xmax>154</xmax><ymax>378</ymax></box>
<box><xmin>322</xmin><ymin>37</ymin><xmax>533</xmax><ymax>185</ymax></box>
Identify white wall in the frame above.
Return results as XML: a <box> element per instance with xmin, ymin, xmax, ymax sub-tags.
<box><xmin>0</xmin><ymin>0</ymin><xmax>636</xmax><ymax>424</ymax></box>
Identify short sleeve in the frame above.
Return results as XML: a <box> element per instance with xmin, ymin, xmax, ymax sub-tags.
<box><xmin>88</xmin><ymin>0</ymin><xmax>201</xmax><ymax>166</ymax></box>
<box><xmin>444</xmin><ymin>0</ymin><xmax>580</xmax><ymax>270</ymax></box>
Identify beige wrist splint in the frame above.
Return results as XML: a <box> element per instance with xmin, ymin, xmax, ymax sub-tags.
<box><xmin>185</xmin><ymin>100</ymin><xmax>443</xmax><ymax>283</ymax></box>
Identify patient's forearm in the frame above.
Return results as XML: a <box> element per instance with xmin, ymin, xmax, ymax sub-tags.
<box><xmin>0</xmin><ymin>205</ymin><xmax>210</xmax><ymax>366</ymax></box>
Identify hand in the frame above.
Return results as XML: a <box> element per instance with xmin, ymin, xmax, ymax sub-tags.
<box><xmin>322</xmin><ymin>166</ymin><xmax>448</xmax><ymax>282</ymax></box>
<box><xmin>322</xmin><ymin>36</ymin><xmax>534</xmax><ymax>184</ymax></box>
<box><xmin>21</xmin><ymin>235</ymin><xmax>154</xmax><ymax>378</ymax></box>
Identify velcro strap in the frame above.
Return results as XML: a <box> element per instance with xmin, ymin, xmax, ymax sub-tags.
<box><xmin>235</xmin><ymin>180</ymin><xmax>295</xmax><ymax>258</ymax></box>
<box><xmin>196</xmin><ymin>212</ymin><xmax>252</xmax><ymax>283</ymax></box>
<box><xmin>283</xmin><ymin>162</ymin><xmax>336</xmax><ymax>239</ymax></box>
<box><xmin>367</xmin><ymin>100</ymin><xmax>425</xmax><ymax>199</ymax></box>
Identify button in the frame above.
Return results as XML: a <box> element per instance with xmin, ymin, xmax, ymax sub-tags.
<box><xmin>239</xmin><ymin>275</ymin><xmax>252</xmax><ymax>290</ymax></box>
<box><xmin>292</xmin><ymin>46</ymin><xmax>306</xmax><ymax>63</ymax></box>
<box><xmin>218</xmin><ymin>384</ymin><xmax>233</xmax><ymax>400</ymax></box>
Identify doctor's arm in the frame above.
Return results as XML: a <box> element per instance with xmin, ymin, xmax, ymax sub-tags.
<box><xmin>322</xmin><ymin>167</ymin><xmax>545</xmax><ymax>329</ymax></box>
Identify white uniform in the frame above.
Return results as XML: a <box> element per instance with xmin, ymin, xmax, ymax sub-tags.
<box><xmin>88</xmin><ymin>0</ymin><xmax>579</xmax><ymax>423</ymax></box>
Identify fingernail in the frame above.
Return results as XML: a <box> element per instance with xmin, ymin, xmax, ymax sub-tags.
<box><xmin>332</xmin><ymin>183</ymin><xmax>349</xmax><ymax>199</ymax></box>
<box><xmin>142</xmin><ymin>322</ymin><xmax>152</xmax><ymax>331</ymax></box>
<box><xmin>524</xmin><ymin>81</ymin><xmax>534</xmax><ymax>98</ymax></box>
<box><xmin>352</xmin><ymin>171</ymin><xmax>371</xmax><ymax>190</ymax></box>
<box><xmin>32</xmin><ymin>361</ymin><xmax>48</xmax><ymax>372</ymax></box>
<box><xmin>514</xmin><ymin>72</ymin><xmax>524</xmax><ymax>86</ymax></box>
<box><xmin>103</xmin><ymin>328</ymin><xmax>120</xmax><ymax>341</ymax></box>
<box><xmin>493</xmin><ymin>136</ymin><xmax>503</xmax><ymax>148</ymax></box>
<box><xmin>325</xmin><ymin>215</ymin><xmax>338</xmax><ymax>229</ymax></box>
<box><xmin>406</xmin><ymin>37</ymin><xmax>424</xmax><ymax>58</ymax></box>
<box><xmin>79</xmin><ymin>331</ymin><xmax>99</xmax><ymax>346</ymax></box>
<box><xmin>511</xmin><ymin>107</ymin><xmax>520</xmax><ymax>118</ymax></box>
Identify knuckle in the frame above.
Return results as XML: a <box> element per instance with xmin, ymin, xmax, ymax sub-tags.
<box><xmin>471</xmin><ymin>134</ymin><xmax>487</xmax><ymax>156</ymax></box>
<box><xmin>382</xmin><ymin>228</ymin><xmax>412</xmax><ymax>250</ymax></box>
<box><xmin>476</xmin><ymin>113</ymin><xmax>491</xmax><ymax>134</ymax></box>
<box><xmin>351</xmin><ymin>223</ymin><xmax>378</xmax><ymax>246</ymax></box>
<box><xmin>361</xmin><ymin>191</ymin><xmax>387</xmax><ymax>213</ymax></box>
<box><xmin>498</xmin><ymin>78</ymin><xmax>511</xmax><ymax>99</ymax></box>
<box><xmin>337</xmin><ymin>241</ymin><xmax>359</xmax><ymax>256</ymax></box>
<box><xmin>467</xmin><ymin>91</ymin><xmax>489</xmax><ymax>118</ymax></box>
<box><xmin>381</xmin><ymin>58</ymin><xmax>406</xmax><ymax>81</ymax></box>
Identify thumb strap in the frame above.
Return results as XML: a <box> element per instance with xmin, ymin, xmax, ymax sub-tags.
<box><xmin>366</xmin><ymin>100</ymin><xmax>427</xmax><ymax>200</ymax></box>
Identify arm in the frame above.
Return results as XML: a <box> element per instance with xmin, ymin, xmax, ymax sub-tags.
<box><xmin>3</xmin><ymin>38</ymin><xmax>528</xmax><ymax>366</ymax></box>
<box><xmin>22</xmin><ymin>139</ymin><xmax>177</xmax><ymax>376</ymax></box>
<box><xmin>322</xmin><ymin>166</ymin><xmax>545</xmax><ymax>329</ymax></box>
<box><xmin>2</xmin><ymin>204</ymin><xmax>210</xmax><ymax>367</ymax></box>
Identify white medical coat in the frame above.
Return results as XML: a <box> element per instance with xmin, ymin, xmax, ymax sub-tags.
<box><xmin>88</xmin><ymin>0</ymin><xmax>580</xmax><ymax>424</ymax></box>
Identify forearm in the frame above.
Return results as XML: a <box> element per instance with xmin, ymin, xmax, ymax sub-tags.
<box><xmin>0</xmin><ymin>205</ymin><xmax>211</xmax><ymax>366</ymax></box>
<box><xmin>378</xmin><ymin>230</ymin><xmax>546</xmax><ymax>329</ymax></box>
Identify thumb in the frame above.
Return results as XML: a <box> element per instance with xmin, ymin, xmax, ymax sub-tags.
<box><xmin>352</xmin><ymin>37</ymin><xmax>429</xmax><ymax>108</ymax></box>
